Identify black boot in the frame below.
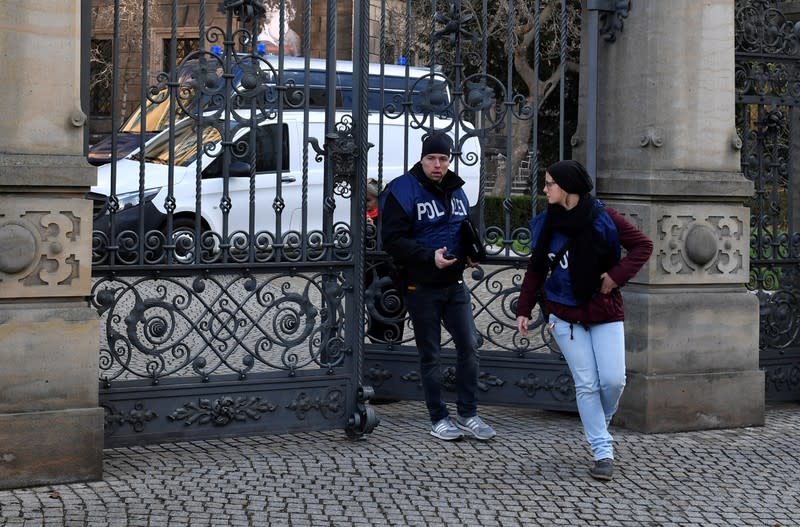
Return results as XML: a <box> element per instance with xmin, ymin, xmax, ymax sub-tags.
<box><xmin>588</xmin><ymin>458</ymin><xmax>614</xmax><ymax>481</ymax></box>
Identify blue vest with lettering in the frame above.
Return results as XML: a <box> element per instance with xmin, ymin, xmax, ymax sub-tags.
<box><xmin>529</xmin><ymin>200</ymin><xmax>621</xmax><ymax>306</ymax></box>
<box><xmin>384</xmin><ymin>172</ymin><xmax>470</xmax><ymax>254</ymax></box>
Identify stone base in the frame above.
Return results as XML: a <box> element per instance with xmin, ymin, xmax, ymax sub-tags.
<box><xmin>615</xmin><ymin>370</ymin><xmax>765</xmax><ymax>433</ymax></box>
<box><xmin>0</xmin><ymin>303</ymin><xmax>99</xmax><ymax>414</ymax></box>
<box><xmin>0</xmin><ymin>407</ymin><xmax>104</xmax><ymax>490</ymax></box>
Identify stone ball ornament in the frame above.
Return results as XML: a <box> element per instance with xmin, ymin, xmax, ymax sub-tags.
<box><xmin>0</xmin><ymin>222</ymin><xmax>38</xmax><ymax>274</ymax></box>
<box><xmin>684</xmin><ymin>224</ymin><xmax>718</xmax><ymax>266</ymax></box>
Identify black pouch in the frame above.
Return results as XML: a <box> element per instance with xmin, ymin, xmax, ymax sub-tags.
<box><xmin>460</xmin><ymin>217</ymin><xmax>486</xmax><ymax>263</ymax></box>
<box><xmin>387</xmin><ymin>259</ymin><xmax>408</xmax><ymax>293</ymax></box>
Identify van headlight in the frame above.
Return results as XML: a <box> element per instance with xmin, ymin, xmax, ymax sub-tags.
<box><xmin>117</xmin><ymin>188</ymin><xmax>161</xmax><ymax>210</ymax></box>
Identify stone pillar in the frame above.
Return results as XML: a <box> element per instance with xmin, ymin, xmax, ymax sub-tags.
<box><xmin>581</xmin><ymin>0</ymin><xmax>764</xmax><ymax>432</ymax></box>
<box><xmin>0</xmin><ymin>1</ymin><xmax>103</xmax><ymax>488</ymax></box>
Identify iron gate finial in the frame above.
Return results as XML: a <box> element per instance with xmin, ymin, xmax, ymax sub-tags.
<box><xmin>219</xmin><ymin>0</ymin><xmax>266</xmax><ymax>25</ymax></box>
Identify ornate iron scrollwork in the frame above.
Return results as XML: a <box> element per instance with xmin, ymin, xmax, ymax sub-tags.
<box><xmin>515</xmin><ymin>372</ymin><xmax>576</xmax><ymax>402</ymax></box>
<box><xmin>364</xmin><ymin>364</ymin><xmax>393</xmax><ymax>387</ymax></box>
<box><xmin>432</xmin><ymin>2</ymin><xmax>479</xmax><ymax>46</ymax></box>
<box><xmin>169</xmin><ymin>396</ymin><xmax>276</xmax><ymax>426</ymax></box>
<box><xmin>308</xmin><ymin>116</ymin><xmax>372</xmax><ymax>199</ymax></box>
<box><xmin>287</xmin><ymin>389</ymin><xmax>345</xmax><ymax>419</ymax></box>
<box><xmin>103</xmin><ymin>402</ymin><xmax>158</xmax><ymax>435</ymax></box>
<box><xmin>94</xmin><ymin>272</ymin><xmax>343</xmax><ymax>385</ymax></box>
<box><xmin>736</xmin><ymin>0</ymin><xmax>800</xmax><ymax>56</ymax></box>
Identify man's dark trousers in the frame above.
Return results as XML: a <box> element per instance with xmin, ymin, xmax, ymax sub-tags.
<box><xmin>404</xmin><ymin>281</ymin><xmax>479</xmax><ymax>423</ymax></box>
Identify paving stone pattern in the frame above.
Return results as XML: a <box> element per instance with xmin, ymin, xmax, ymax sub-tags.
<box><xmin>0</xmin><ymin>401</ymin><xmax>798</xmax><ymax>526</ymax></box>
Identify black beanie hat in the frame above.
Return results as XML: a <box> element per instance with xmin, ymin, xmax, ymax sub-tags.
<box><xmin>547</xmin><ymin>160</ymin><xmax>593</xmax><ymax>194</ymax></box>
<box><xmin>421</xmin><ymin>133</ymin><xmax>453</xmax><ymax>158</ymax></box>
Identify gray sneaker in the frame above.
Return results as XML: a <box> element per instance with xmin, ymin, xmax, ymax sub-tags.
<box><xmin>430</xmin><ymin>417</ymin><xmax>464</xmax><ymax>441</ymax></box>
<box><xmin>455</xmin><ymin>415</ymin><xmax>496</xmax><ymax>440</ymax></box>
<box><xmin>588</xmin><ymin>458</ymin><xmax>614</xmax><ymax>481</ymax></box>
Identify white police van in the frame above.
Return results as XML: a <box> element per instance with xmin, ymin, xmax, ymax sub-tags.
<box><xmin>92</xmin><ymin>112</ymin><xmax>480</xmax><ymax>238</ymax></box>
<box><xmin>90</xmin><ymin>57</ymin><xmax>481</xmax><ymax>262</ymax></box>
<box><xmin>88</xmin><ymin>55</ymin><xmax>451</xmax><ymax>165</ymax></box>
<box><xmin>90</xmin><ymin>58</ymin><xmax>480</xmax><ymax>262</ymax></box>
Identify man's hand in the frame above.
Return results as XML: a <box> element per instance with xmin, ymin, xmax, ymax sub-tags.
<box><xmin>434</xmin><ymin>247</ymin><xmax>457</xmax><ymax>269</ymax></box>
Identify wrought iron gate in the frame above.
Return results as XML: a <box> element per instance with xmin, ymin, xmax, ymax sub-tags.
<box><xmin>361</xmin><ymin>0</ymin><xmax>629</xmax><ymax>409</ymax></box>
<box><xmin>736</xmin><ymin>0</ymin><xmax>800</xmax><ymax>401</ymax></box>
<box><xmin>85</xmin><ymin>0</ymin><xmax>628</xmax><ymax>447</ymax></box>
<box><xmin>87</xmin><ymin>0</ymin><xmax>380</xmax><ymax>447</ymax></box>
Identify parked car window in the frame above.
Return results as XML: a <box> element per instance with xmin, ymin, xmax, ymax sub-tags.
<box><xmin>132</xmin><ymin>119</ymin><xmax>221</xmax><ymax>167</ymax></box>
<box><xmin>119</xmin><ymin>59</ymin><xmax>222</xmax><ymax>134</ymax></box>
<box><xmin>119</xmin><ymin>89</ymin><xmax>174</xmax><ymax>134</ymax></box>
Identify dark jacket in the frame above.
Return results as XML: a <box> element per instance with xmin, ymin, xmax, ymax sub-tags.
<box><xmin>516</xmin><ymin>207</ymin><xmax>653</xmax><ymax>324</ymax></box>
<box><xmin>380</xmin><ymin>162</ymin><xmax>469</xmax><ymax>288</ymax></box>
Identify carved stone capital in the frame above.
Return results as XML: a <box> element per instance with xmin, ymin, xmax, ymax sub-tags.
<box><xmin>0</xmin><ymin>196</ymin><xmax>92</xmax><ymax>298</ymax></box>
<box><xmin>604</xmin><ymin>201</ymin><xmax>750</xmax><ymax>285</ymax></box>
<box><xmin>655</xmin><ymin>204</ymin><xmax>749</xmax><ymax>284</ymax></box>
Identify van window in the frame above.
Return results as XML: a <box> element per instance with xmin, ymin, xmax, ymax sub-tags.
<box><xmin>202</xmin><ymin>123</ymin><xmax>289</xmax><ymax>178</ymax></box>
<box><xmin>282</xmin><ymin>70</ymin><xmax>340</xmax><ymax>108</ymax></box>
<box><xmin>250</xmin><ymin>123</ymin><xmax>290</xmax><ymax>172</ymax></box>
<box><xmin>337</xmin><ymin>73</ymin><xmax>449</xmax><ymax>113</ymax></box>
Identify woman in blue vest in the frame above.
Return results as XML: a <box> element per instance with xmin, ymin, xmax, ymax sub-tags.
<box><xmin>516</xmin><ymin>160</ymin><xmax>652</xmax><ymax>480</ymax></box>
<box><xmin>380</xmin><ymin>133</ymin><xmax>496</xmax><ymax>442</ymax></box>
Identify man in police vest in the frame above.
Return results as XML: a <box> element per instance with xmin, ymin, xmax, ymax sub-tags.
<box><xmin>380</xmin><ymin>133</ymin><xmax>496</xmax><ymax>441</ymax></box>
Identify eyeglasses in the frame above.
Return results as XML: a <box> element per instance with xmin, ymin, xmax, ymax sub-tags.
<box><xmin>544</xmin><ymin>180</ymin><xmax>557</xmax><ymax>188</ymax></box>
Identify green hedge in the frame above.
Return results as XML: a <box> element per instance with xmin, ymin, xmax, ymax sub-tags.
<box><xmin>481</xmin><ymin>195</ymin><xmax>547</xmax><ymax>230</ymax></box>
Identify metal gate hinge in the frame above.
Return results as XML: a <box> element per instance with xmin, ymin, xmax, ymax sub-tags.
<box><xmin>588</xmin><ymin>0</ymin><xmax>630</xmax><ymax>42</ymax></box>
<box><xmin>587</xmin><ymin>0</ymin><xmax>616</xmax><ymax>10</ymax></box>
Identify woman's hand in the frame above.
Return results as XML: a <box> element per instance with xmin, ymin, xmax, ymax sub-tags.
<box><xmin>600</xmin><ymin>272</ymin><xmax>618</xmax><ymax>295</ymax></box>
<box><xmin>516</xmin><ymin>315</ymin><xmax>529</xmax><ymax>337</ymax></box>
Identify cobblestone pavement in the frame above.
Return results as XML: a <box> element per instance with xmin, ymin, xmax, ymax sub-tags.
<box><xmin>1</xmin><ymin>401</ymin><xmax>798</xmax><ymax>527</ymax></box>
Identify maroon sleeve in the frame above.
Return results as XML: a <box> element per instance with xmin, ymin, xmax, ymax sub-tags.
<box><xmin>604</xmin><ymin>208</ymin><xmax>653</xmax><ymax>287</ymax></box>
<box><xmin>516</xmin><ymin>257</ymin><xmax>546</xmax><ymax>318</ymax></box>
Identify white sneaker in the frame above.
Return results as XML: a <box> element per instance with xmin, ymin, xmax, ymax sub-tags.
<box><xmin>455</xmin><ymin>415</ymin><xmax>496</xmax><ymax>440</ymax></box>
<box><xmin>430</xmin><ymin>417</ymin><xmax>464</xmax><ymax>441</ymax></box>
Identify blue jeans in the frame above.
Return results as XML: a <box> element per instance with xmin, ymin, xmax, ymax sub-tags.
<box><xmin>549</xmin><ymin>314</ymin><xmax>626</xmax><ymax>461</ymax></box>
<box><xmin>404</xmin><ymin>282</ymin><xmax>479</xmax><ymax>423</ymax></box>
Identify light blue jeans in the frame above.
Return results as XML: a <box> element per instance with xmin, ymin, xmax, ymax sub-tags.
<box><xmin>549</xmin><ymin>314</ymin><xmax>626</xmax><ymax>461</ymax></box>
